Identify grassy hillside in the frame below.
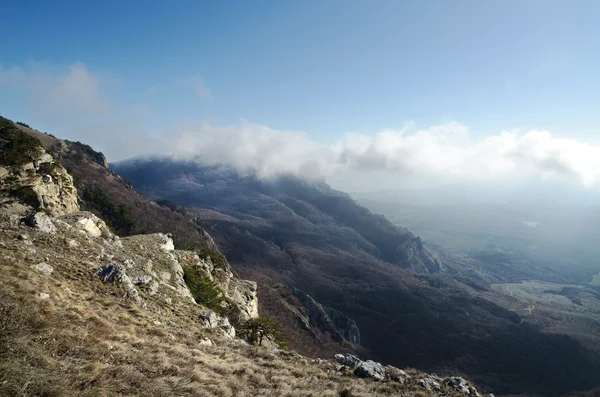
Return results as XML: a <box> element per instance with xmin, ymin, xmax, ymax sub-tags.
<box><xmin>113</xmin><ymin>157</ymin><xmax>600</xmax><ymax>396</ymax></box>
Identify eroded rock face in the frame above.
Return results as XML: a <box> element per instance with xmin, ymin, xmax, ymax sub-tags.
<box><xmin>0</xmin><ymin>149</ymin><xmax>79</xmax><ymax>217</ymax></box>
<box><xmin>175</xmin><ymin>249</ymin><xmax>259</xmax><ymax>321</ymax></box>
<box><xmin>293</xmin><ymin>287</ymin><xmax>360</xmax><ymax>345</ymax></box>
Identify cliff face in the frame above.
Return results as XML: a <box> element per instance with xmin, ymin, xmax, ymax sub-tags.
<box><xmin>291</xmin><ymin>287</ymin><xmax>360</xmax><ymax>345</ymax></box>
<box><xmin>0</xmin><ymin>146</ymin><xmax>79</xmax><ymax>217</ymax></box>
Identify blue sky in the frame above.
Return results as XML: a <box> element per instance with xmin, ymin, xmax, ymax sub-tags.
<box><xmin>2</xmin><ymin>1</ymin><xmax>600</xmax><ymax>188</ymax></box>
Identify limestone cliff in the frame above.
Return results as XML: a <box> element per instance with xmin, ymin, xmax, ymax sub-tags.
<box><xmin>0</xmin><ymin>147</ymin><xmax>79</xmax><ymax>217</ymax></box>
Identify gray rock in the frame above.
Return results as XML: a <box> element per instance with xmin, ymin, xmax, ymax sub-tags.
<box><xmin>419</xmin><ymin>377</ymin><xmax>441</xmax><ymax>392</ymax></box>
<box><xmin>199</xmin><ymin>338</ymin><xmax>214</xmax><ymax>346</ymax></box>
<box><xmin>384</xmin><ymin>365</ymin><xmax>411</xmax><ymax>383</ymax></box>
<box><xmin>132</xmin><ymin>274</ymin><xmax>152</xmax><ymax>285</ymax></box>
<box><xmin>355</xmin><ymin>360</ymin><xmax>385</xmax><ymax>381</ymax></box>
<box><xmin>95</xmin><ymin>264</ymin><xmax>128</xmax><ymax>283</ymax></box>
<box><xmin>147</xmin><ymin>281</ymin><xmax>159</xmax><ymax>296</ymax></box>
<box><xmin>23</xmin><ymin>212</ymin><xmax>56</xmax><ymax>234</ymax></box>
<box><xmin>334</xmin><ymin>354</ymin><xmax>346</xmax><ymax>364</ymax></box>
<box><xmin>199</xmin><ymin>311</ymin><xmax>219</xmax><ymax>328</ymax></box>
<box><xmin>38</xmin><ymin>293</ymin><xmax>50</xmax><ymax>300</ymax></box>
<box><xmin>31</xmin><ymin>263</ymin><xmax>53</xmax><ymax>275</ymax></box>
<box><xmin>334</xmin><ymin>353</ymin><xmax>362</xmax><ymax>367</ymax></box>
<box><xmin>444</xmin><ymin>377</ymin><xmax>475</xmax><ymax>395</ymax></box>
<box><xmin>67</xmin><ymin>239</ymin><xmax>78</xmax><ymax>248</ymax></box>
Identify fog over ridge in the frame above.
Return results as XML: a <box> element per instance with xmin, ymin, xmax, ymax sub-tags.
<box><xmin>3</xmin><ymin>62</ymin><xmax>600</xmax><ymax>189</ymax></box>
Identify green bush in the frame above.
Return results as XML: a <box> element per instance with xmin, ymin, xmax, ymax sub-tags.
<box><xmin>183</xmin><ymin>266</ymin><xmax>225</xmax><ymax>312</ymax></box>
<box><xmin>197</xmin><ymin>244</ymin><xmax>228</xmax><ymax>270</ymax></box>
<box><xmin>10</xmin><ymin>186</ymin><xmax>40</xmax><ymax>209</ymax></box>
<box><xmin>237</xmin><ymin>316</ymin><xmax>288</xmax><ymax>348</ymax></box>
<box><xmin>15</xmin><ymin>121</ymin><xmax>30</xmax><ymax>128</ymax></box>
<box><xmin>0</xmin><ymin>116</ymin><xmax>43</xmax><ymax>166</ymax></box>
<box><xmin>37</xmin><ymin>162</ymin><xmax>60</xmax><ymax>176</ymax></box>
<box><xmin>65</xmin><ymin>140</ymin><xmax>107</xmax><ymax>167</ymax></box>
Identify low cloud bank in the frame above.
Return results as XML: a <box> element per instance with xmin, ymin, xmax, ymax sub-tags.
<box><xmin>169</xmin><ymin>121</ymin><xmax>600</xmax><ymax>187</ymax></box>
<box><xmin>2</xmin><ymin>62</ymin><xmax>600</xmax><ymax>187</ymax></box>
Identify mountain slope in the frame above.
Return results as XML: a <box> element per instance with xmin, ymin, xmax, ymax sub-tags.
<box><xmin>113</xmin><ymin>157</ymin><xmax>600</xmax><ymax>396</ymax></box>
<box><xmin>0</xmin><ymin>115</ymin><xmax>493</xmax><ymax>397</ymax></box>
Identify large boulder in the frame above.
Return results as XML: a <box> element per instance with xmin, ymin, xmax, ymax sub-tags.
<box><xmin>384</xmin><ymin>365</ymin><xmax>411</xmax><ymax>383</ymax></box>
<box><xmin>334</xmin><ymin>353</ymin><xmax>362</xmax><ymax>367</ymax></box>
<box><xmin>95</xmin><ymin>264</ymin><xmax>141</xmax><ymax>303</ymax></box>
<box><xmin>355</xmin><ymin>360</ymin><xmax>385</xmax><ymax>381</ymax></box>
<box><xmin>22</xmin><ymin>212</ymin><xmax>56</xmax><ymax>234</ymax></box>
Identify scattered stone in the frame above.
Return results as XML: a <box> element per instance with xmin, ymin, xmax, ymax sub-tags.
<box><xmin>445</xmin><ymin>377</ymin><xmax>475</xmax><ymax>395</ymax></box>
<box><xmin>22</xmin><ymin>212</ymin><xmax>56</xmax><ymax>234</ymax></box>
<box><xmin>355</xmin><ymin>360</ymin><xmax>385</xmax><ymax>381</ymax></box>
<box><xmin>158</xmin><ymin>234</ymin><xmax>175</xmax><ymax>252</ymax></box>
<box><xmin>384</xmin><ymin>365</ymin><xmax>411</xmax><ymax>384</ymax></box>
<box><xmin>200</xmin><ymin>311</ymin><xmax>219</xmax><ymax>328</ymax></box>
<box><xmin>147</xmin><ymin>281</ymin><xmax>159</xmax><ymax>296</ymax></box>
<box><xmin>67</xmin><ymin>239</ymin><xmax>78</xmax><ymax>248</ymax></box>
<box><xmin>199</xmin><ymin>338</ymin><xmax>214</xmax><ymax>346</ymax></box>
<box><xmin>95</xmin><ymin>264</ymin><xmax>127</xmax><ymax>283</ymax></box>
<box><xmin>31</xmin><ymin>262</ymin><xmax>53</xmax><ymax>275</ymax></box>
<box><xmin>42</xmin><ymin>175</ymin><xmax>52</xmax><ymax>184</ymax></box>
<box><xmin>334</xmin><ymin>353</ymin><xmax>362</xmax><ymax>367</ymax></box>
<box><xmin>77</xmin><ymin>217</ymin><xmax>102</xmax><ymax>237</ymax></box>
<box><xmin>38</xmin><ymin>293</ymin><xmax>50</xmax><ymax>300</ymax></box>
<box><xmin>132</xmin><ymin>274</ymin><xmax>152</xmax><ymax>285</ymax></box>
<box><xmin>419</xmin><ymin>377</ymin><xmax>441</xmax><ymax>392</ymax></box>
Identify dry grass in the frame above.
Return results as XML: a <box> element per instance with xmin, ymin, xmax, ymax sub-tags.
<box><xmin>0</xmin><ymin>213</ymin><xmax>478</xmax><ymax>397</ymax></box>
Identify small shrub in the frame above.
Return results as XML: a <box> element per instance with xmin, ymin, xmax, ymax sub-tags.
<box><xmin>156</xmin><ymin>198</ymin><xmax>188</xmax><ymax>216</ymax></box>
<box><xmin>15</xmin><ymin>121</ymin><xmax>30</xmax><ymax>128</ymax></box>
<box><xmin>10</xmin><ymin>186</ymin><xmax>40</xmax><ymax>208</ymax></box>
<box><xmin>38</xmin><ymin>162</ymin><xmax>60</xmax><ymax>176</ymax></box>
<box><xmin>0</xmin><ymin>116</ymin><xmax>43</xmax><ymax>166</ymax></box>
<box><xmin>183</xmin><ymin>266</ymin><xmax>225</xmax><ymax>312</ymax></box>
<box><xmin>237</xmin><ymin>316</ymin><xmax>288</xmax><ymax>348</ymax></box>
<box><xmin>65</xmin><ymin>140</ymin><xmax>107</xmax><ymax>167</ymax></box>
<box><xmin>197</xmin><ymin>244</ymin><xmax>228</xmax><ymax>270</ymax></box>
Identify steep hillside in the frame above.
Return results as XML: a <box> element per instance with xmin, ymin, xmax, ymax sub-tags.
<box><xmin>0</xmin><ymin>116</ymin><xmax>492</xmax><ymax>397</ymax></box>
<box><xmin>113</xmin><ymin>157</ymin><xmax>600</xmax><ymax>396</ymax></box>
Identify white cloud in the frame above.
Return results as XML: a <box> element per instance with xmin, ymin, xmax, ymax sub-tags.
<box><xmin>165</xmin><ymin>121</ymin><xmax>600</xmax><ymax>188</ymax></box>
<box><xmin>3</xmin><ymin>62</ymin><xmax>600</xmax><ymax>189</ymax></box>
<box><xmin>0</xmin><ymin>62</ymin><xmax>110</xmax><ymax>124</ymax></box>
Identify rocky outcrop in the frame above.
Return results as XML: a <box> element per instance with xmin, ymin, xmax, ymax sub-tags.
<box><xmin>23</xmin><ymin>212</ymin><xmax>57</xmax><ymax>234</ymax></box>
<box><xmin>398</xmin><ymin>235</ymin><xmax>443</xmax><ymax>273</ymax></box>
<box><xmin>332</xmin><ymin>352</ymin><xmax>484</xmax><ymax>395</ymax></box>
<box><xmin>0</xmin><ymin>148</ymin><xmax>79</xmax><ymax>217</ymax></box>
<box><xmin>175</xmin><ymin>249</ymin><xmax>259</xmax><ymax>321</ymax></box>
<box><xmin>292</xmin><ymin>288</ymin><xmax>360</xmax><ymax>345</ymax></box>
<box><xmin>356</xmin><ymin>360</ymin><xmax>385</xmax><ymax>381</ymax></box>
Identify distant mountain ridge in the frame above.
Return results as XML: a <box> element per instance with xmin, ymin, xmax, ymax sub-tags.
<box><xmin>113</xmin><ymin>156</ymin><xmax>600</xmax><ymax>396</ymax></box>
<box><xmin>113</xmin><ymin>157</ymin><xmax>442</xmax><ymax>274</ymax></box>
